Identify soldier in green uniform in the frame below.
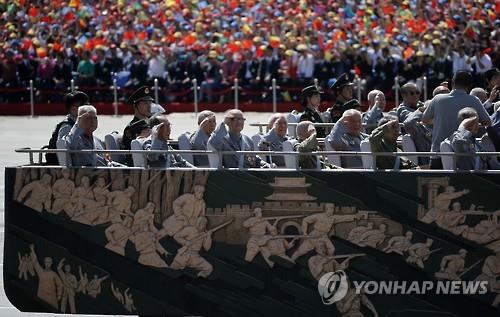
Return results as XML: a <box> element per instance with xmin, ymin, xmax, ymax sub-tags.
<box><xmin>326</xmin><ymin>73</ymin><xmax>359</xmax><ymax>123</ymax></box>
<box><xmin>298</xmin><ymin>85</ymin><xmax>326</xmax><ymax>138</ymax></box>
<box><xmin>122</xmin><ymin>86</ymin><xmax>154</xmax><ymax>165</ymax></box>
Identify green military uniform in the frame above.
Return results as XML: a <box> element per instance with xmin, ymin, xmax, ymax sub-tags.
<box><xmin>369</xmin><ymin>122</ymin><xmax>417</xmax><ymax>170</ymax></box>
<box><xmin>294</xmin><ymin>133</ymin><xmax>339</xmax><ymax>169</ymax></box>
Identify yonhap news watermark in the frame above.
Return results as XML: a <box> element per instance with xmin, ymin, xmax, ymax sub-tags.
<box><xmin>318</xmin><ymin>270</ymin><xmax>489</xmax><ymax>305</ymax></box>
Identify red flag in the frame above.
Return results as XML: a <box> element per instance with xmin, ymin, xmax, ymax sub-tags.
<box><xmin>446</xmin><ymin>19</ymin><xmax>456</xmax><ymax>29</ymax></box>
<box><xmin>354</xmin><ymin>65</ymin><xmax>361</xmax><ymax>76</ymax></box>
<box><xmin>64</xmin><ymin>11</ymin><xmax>75</xmax><ymax>22</ymax></box>
<box><xmin>28</xmin><ymin>6</ymin><xmax>39</xmax><ymax>18</ymax></box>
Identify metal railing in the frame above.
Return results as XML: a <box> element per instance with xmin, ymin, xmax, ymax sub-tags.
<box><xmin>14</xmin><ymin>148</ymin><xmax>500</xmax><ymax>172</ymax></box>
<box><xmin>2</xmin><ymin>75</ymin><xmax>436</xmax><ymax>116</ymax></box>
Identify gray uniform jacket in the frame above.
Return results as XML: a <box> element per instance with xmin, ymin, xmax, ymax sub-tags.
<box><xmin>362</xmin><ymin>106</ymin><xmax>383</xmax><ymax>133</ymax></box>
<box><xmin>190</xmin><ymin>128</ymin><xmax>210</xmax><ymax>167</ymax></box>
<box><xmin>327</xmin><ymin>120</ymin><xmax>367</xmax><ymax>168</ymax></box>
<box><xmin>450</xmin><ymin>127</ymin><xmax>500</xmax><ymax>170</ymax></box>
<box><xmin>65</xmin><ymin>123</ymin><xmax>107</xmax><ymax>166</ymax></box>
<box><xmin>208</xmin><ymin>122</ymin><xmax>266</xmax><ymax>168</ymax></box>
<box><xmin>395</xmin><ymin>103</ymin><xmax>417</xmax><ymax>123</ymax></box>
<box><xmin>143</xmin><ymin>136</ymin><xmax>192</xmax><ymax>168</ymax></box>
<box><xmin>258</xmin><ymin>128</ymin><xmax>287</xmax><ymax>167</ymax></box>
<box><xmin>403</xmin><ymin>109</ymin><xmax>432</xmax><ymax>164</ymax></box>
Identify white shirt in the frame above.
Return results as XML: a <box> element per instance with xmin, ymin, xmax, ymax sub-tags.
<box><xmin>470</xmin><ymin>54</ymin><xmax>492</xmax><ymax>74</ymax></box>
<box><xmin>148</xmin><ymin>56</ymin><xmax>166</xmax><ymax>78</ymax></box>
<box><xmin>452</xmin><ymin>52</ymin><xmax>472</xmax><ymax>74</ymax></box>
<box><xmin>297</xmin><ymin>53</ymin><xmax>315</xmax><ymax>78</ymax></box>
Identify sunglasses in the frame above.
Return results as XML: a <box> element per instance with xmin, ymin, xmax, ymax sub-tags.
<box><xmin>229</xmin><ymin>117</ymin><xmax>246</xmax><ymax>122</ymax></box>
<box><xmin>407</xmin><ymin>91</ymin><xmax>420</xmax><ymax>95</ymax></box>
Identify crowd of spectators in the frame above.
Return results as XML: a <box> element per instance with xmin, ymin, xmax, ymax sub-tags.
<box><xmin>1</xmin><ymin>0</ymin><xmax>500</xmax><ymax>104</ymax></box>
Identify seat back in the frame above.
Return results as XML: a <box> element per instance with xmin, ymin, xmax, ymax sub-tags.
<box><xmin>131</xmin><ymin>139</ymin><xmax>147</xmax><ymax>167</ymax></box>
<box><xmin>480</xmin><ymin>134</ymin><xmax>495</xmax><ymax>151</ymax></box>
<box><xmin>56</xmin><ymin>139</ymin><xmax>71</xmax><ymax>167</ymax></box>
<box><xmin>402</xmin><ymin>134</ymin><xmax>419</xmax><ymax>165</ymax></box>
<box><xmin>251</xmin><ymin>133</ymin><xmax>263</xmax><ymax>151</ymax></box>
<box><xmin>286</xmin><ymin>113</ymin><xmax>300</xmax><ymax>138</ymax></box>
<box><xmin>177</xmin><ymin>132</ymin><xmax>194</xmax><ymax>165</ymax></box>
<box><xmin>206</xmin><ymin>143</ymin><xmax>220</xmax><ymax>168</ymax></box>
<box><xmin>360</xmin><ymin>139</ymin><xmax>373</xmax><ymax>169</ymax></box>
<box><xmin>440</xmin><ymin>140</ymin><xmax>455</xmax><ymax>170</ymax></box>
<box><xmin>283</xmin><ymin>139</ymin><xmax>298</xmax><ymax>169</ymax></box>
<box><xmin>104</xmin><ymin>132</ymin><xmax>126</xmax><ymax>163</ymax></box>
<box><xmin>324</xmin><ymin>139</ymin><xmax>342</xmax><ymax>167</ymax></box>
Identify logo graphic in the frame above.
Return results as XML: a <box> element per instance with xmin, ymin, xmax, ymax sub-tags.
<box><xmin>318</xmin><ymin>270</ymin><xmax>348</xmax><ymax>305</ymax></box>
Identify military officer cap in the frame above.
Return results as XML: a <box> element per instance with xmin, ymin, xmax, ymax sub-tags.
<box><xmin>330</xmin><ymin>73</ymin><xmax>355</xmax><ymax>91</ymax></box>
<box><xmin>127</xmin><ymin>86</ymin><xmax>154</xmax><ymax>105</ymax></box>
<box><xmin>300</xmin><ymin>85</ymin><xmax>324</xmax><ymax>99</ymax></box>
<box><xmin>342</xmin><ymin>99</ymin><xmax>361</xmax><ymax>110</ymax></box>
<box><xmin>64</xmin><ymin>90</ymin><xmax>89</xmax><ymax>110</ymax></box>
<box><xmin>128</xmin><ymin>119</ymin><xmax>150</xmax><ymax>136</ymax></box>
<box><xmin>485</xmin><ymin>67</ymin><xmax>500</xmax><ymax>83</ymax></box>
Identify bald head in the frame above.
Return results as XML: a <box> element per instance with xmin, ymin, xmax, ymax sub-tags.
<box><xmin>296</xmin><ymin>121</ymin><xmax>315</xmax><ymax>140</ymax></box>
<box><xmin>367</xmin><ymin>90</ymin><xmax>384</xmax><ymax>107</ymax></box>
<box><xmin>470</xmin><ymin>88</ymin><xmax>488</xmax><ymax>103</ymax></box>
<box><xmin>224</xmin><ymin>109</ymin><xmax>245</xmax><ymax>135</ymax></box>
<box><xmin>433</xmin><ymin>85</ymin><xmax>450</xmax><ymax>97</ymax></box>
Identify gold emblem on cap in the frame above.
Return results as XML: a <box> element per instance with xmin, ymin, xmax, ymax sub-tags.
<box><xmin>145</xmin><ymin>87</ymin><xmax>149</xmax><ymax>94</ymax></box>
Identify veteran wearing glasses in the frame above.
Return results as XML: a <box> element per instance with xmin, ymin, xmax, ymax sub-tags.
<box><xmin>395</xmin><ymin>83</ymin><xmax>424</xmax><ymax>123</ymax></box>
<box><xmin>208</xmin><ymin>109</ymin><xmax>272</xmax><ymax>168</ymax></box>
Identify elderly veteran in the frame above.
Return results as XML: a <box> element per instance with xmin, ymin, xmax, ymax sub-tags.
<box><xmin>144</xmin><ymin>115</ymin><xmax>194</xmax><ymax>168</ymax></box>
<box><xmin>369</xmin><ymin>120</ymin><xmax>417</xmax><ymax>170</ymax></box>
<box><xmin>190</xmin><ymin>110</ymin><xmax>217</xmax><ymax>167</ymax></box>
<box><xmin>258</xmin><ymin>113</ymin><xmax>288</xmax><ymax>167</ymax></box>
<box><xmin>449</xmin><ymin>108</ymin><xmax>500</xmax><ymax>170</ymax></box>
<box><xmin>64</xmin><ymin>105</ymin><xmax>108</xmax><ymax>166</ymax></box>
<box><xmin>208</xmin><ymin>109</ymin><xmax>272</xmax><ymax>168</ymax></box>
<box><xmin>295</xmin><ymin>121</ymin><xmax>339</xmax><ymax>169</ymax></box>
<box><xmin>362</xmin><ymin>90</ymin><xmax>386</xmax><ymax>132</ymax></box>
<box><xmin>327</xmin><ymin>109</ymin><xmax>367</xmax><ymax>168</ymax></box>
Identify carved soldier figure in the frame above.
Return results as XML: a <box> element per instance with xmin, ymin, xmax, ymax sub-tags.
<box><xmin>357</xmin><ymin>223</ymin><xmax>387</xmax><ymax>248</ymax></box>
<box><xmin>107</xmin><ymin>186</ymin><xmax>136</xmax><ymax>220</ymax></box>
<box><xmin>406</xmin><ymin>238</ymin><xmax>435</xmax><ymax>269</ymax></box>
<box><xmin>132</xmin><ymin>202</ymin><xmax>157</xmax><ymax>234</ymax></box>
<box><xmin>421</xmin><ymin>186</ymin><xmax>469</xmax><ymax>224</ymax></box>
<box><xmin>132</xmin><ymin>221</ymin><xmax>168</xmax><ymax>268</ymax></box>
<box><xmin>29</xmin><ymin>245</ymin><xmax>63</xmax><ymax>309</ymax></box>
<box><xmin>17</xmin><ymin>174</ymin><xmax>53</xmax><ymax>212</ymax></box>
<box><xmin>243</xmin><ymin>208</ymin><xmax>275</xmax><ymax>263</ymax></box>
<box><xmin>434</xmin><ymin>249</ymin><xmax>467</xmax><ymax>280</ymax></box>
<box><xmin>87</xmin><ymin>274</ymin><xmax>109</xmax><ymax>298</ymax></box>
<box><xmin>171</xmin><ymin>217</ymin><xmax>214</xmax><ymax>278</ymax></box>
<box><xmin>111</xmin><ymin>282</ymin><xmax>125</xmax><ymax>305</ymax></box>
<box><xmin>124</xmin><ymin>288</ymin><xmax>136</xmax><ymax>312</ymax></box>
<box><xmin>51</xmin><ymin>169</ymin><xmax>75</xmax><ymax>214</ymax></box>
<box><xmin>172</xmin><ymin>185</ymin><xmax>206</xmax><ymax>226</ymax></box>
<box><xmin>92</xmin><ymin>177</ymin><xmax>110</xmax><ymax>206</ymax></box>
<box><xmin>336</xmin><ymin>279</ymin><xmax>378</xmax><ymax>317</ymax></box>
<box><xmin>18</xmin><ymin>252</ymin><xmax>33</xmax><ymax>280</ymax></box>
<box><xmin>76</xmin><ymin>266</ymin><xmax>88</xmax><ymax>294</ymax></box>
<box><xmin>68</xmin><ymin>176</ymin><xmax>94</xmax><ymax>218</ymax></box>
<box><xmin>383</xmin><ymin>231</ymin><xmax>413</xmax><ymax>255</ymax></box>
<box><xmin>292</xmin><ymin>203</ymin><xmax>364</xmax><ymax>260</ymax></box>
<box><xmin>308</xmin><ymin>242</ymin><xmax>359</xmax><ymax>281</ymax></box>
<box><xmin>347</xmin><ymin>222</ymin><xmax>374</xmax><ymax>245</ymax></box>
<box><xmin>105</xmin><ymin>216</ymin><xmax>134</xmax><ymax>256</ymax></box>
<box><xmin>57</xmin><ymin>258</ymin><xmax>78</xmax><ymax>313</ymax></box>
<box><xmin>259</xmin><ymin>226</ymin><xmax>297</xmax><ymax>267</ymax></box>
<box><xmin>463</xmin><ymin>210</ymin><xmax>500</xmax><ymax>245</ymax></box>
<box><xmin>436</xmin><ymin>202</ymin><xmax>469</xmax><ymax>235</ymax></box>
<box><xmin>475</xmin><ymin>251</ymin><xmax>500</xmax><ymax>292</ymax></box>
